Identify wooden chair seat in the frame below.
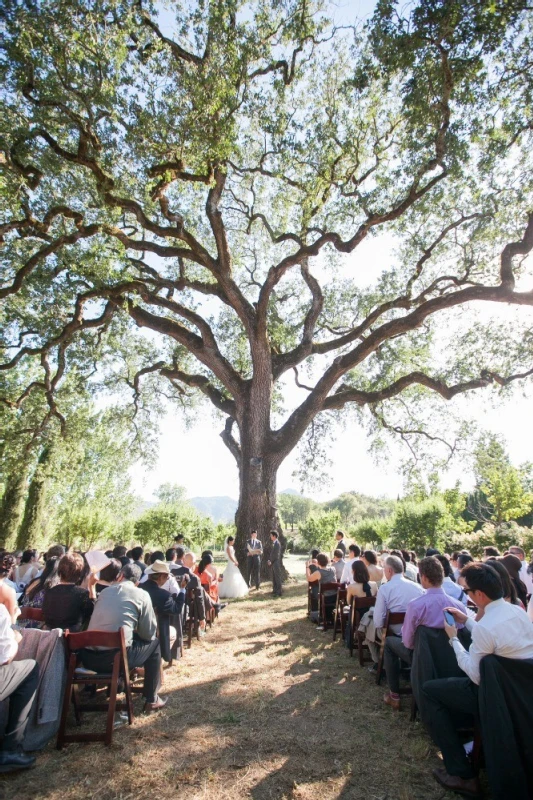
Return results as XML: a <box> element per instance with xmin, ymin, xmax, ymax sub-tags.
<box><xmin>57</xmin><ymin>627</ymin><xmax>134</xmax><ymax>749</ymax></box>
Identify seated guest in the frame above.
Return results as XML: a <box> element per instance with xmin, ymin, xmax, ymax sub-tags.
<box><xmin>401</xmin><ymin>550</ymin><xmax>419</xmax><ymax>582</ymax></box>
<box><xmin>42</xmin><ymin>553</ymin><xmax>96</xmax><ymax>630</ymax></box>
<box><xmin>172</xmin><ymin>552</ymin><xmax>208</xmax><ymax>628</ymax></box>
<box><xmin>482</xmin><ymin>546</ymin><xmax>500</xmax><ymax>561</ymax></box>
<box><xmin>383</xmin><ymin>556</ymin><xmax>466</xmax><ymax>711</ymax></box>
<box><xmin>45</xmin><ymin>544</ymin><xmax>65</xmax><ymax>561</ymax></box>
<box><xmin>13</xmin><ymin>550</ymin><xmax>40</xmax><ymax>592</ymax></box>
<box><xmin>20</xmin><ymin>557</ymin><xmax>60</xmax><ymax>622</ymax></box>
<box><xmin>0</xmin><ymin>604</ymin><xmax>39</xmax><ymax>773</ymax></box>
<box><xmin>141</xmin><ymin>560</ymin><xmax>188</xmax><ymax>660</ymax></box>
<box><xmin>335</xmin><ymin>530</ymin><xmax>347</xmax><ymax>556</ymax></box>
<box><xmin>81</xmin><ymin>563</ymin><xmax>166</xmax><ymax>712</ymax></box>
<box><xmin>423</xmin><ymin>562</ymin><xmax>533</xmax><ymax>797</ymax></box>
<box><xmin>341</xmin><ymin>544</ymin><xmax>361</xmax><ymax>583</ymax></box>
<box><xmin>201</xmin><ymin>550</ymin><xmax>219</xmax><ymax>583</ymax></box>
<box><xmin>112</xmin><ymin>545</ymin><xmax>131</xmax><ymax>567</ymax></box>
<box><xmin>450</xmin><ymin>551</ymin><xmax>462</xmax><ymax>580</ymax></box>
<box><xmin>165</xmin><ymin>548</ymin><xmax>178</xmax><ymax>567</ymax></box>
<box><xmin>347</xmin><ymin>560</ymin><xmax>378</xmax><ymax>601</ymax></box>
<box><xmin>332</xmin><ymin>549</ymin><xmax>346</xmax><ymax>582</ymax></box>
<box><xmin>306</xmin><ymin>553</ymin><xmax>337</xmax><ymax>626</ymax></box>
<box><xmin>196</xmin><ymin>554</ymin><xmax>219</xmax><ymax>602</ymax></box>
<box><xmin>95</xmin><ymin>558</ymin><xmax>122</xmax><ymax>595</ymax></box>
<box><xmin>425</xmin><ymin>547</ymin><xmax>441</xmax><ymax>557</ymax></box>
<box><xmin>435</xmin><ymin>555</ymin><xmax>467</xmax><ymax>603</ymax></box>
<box><xmin>486</xmin><ymin>558</ymin><xmax>521</xmax><ymax>606</ymax></box>
<box><xmin>0</xmin><ymin>556</ymin><xmax>19</xmax><ymax>623</ymax></box>
<box><xmin>174</xmin><ymin>547</ymin><xmax>185</xmax><ymax>567</ymax></box>
<box><xmin>508</xmin><ymin>545</ymin><xmax>533</xmax><ymax>595</ymax></box>
<box><xmin>373</xmin><ymin>555</ymin><xmax>424</xmax><ymax>635</ymax></box>
<box><xmin>500</xmin><ymin>553</ymin><xmax>529</xmax><ymax>608</ymax></box>
<box><xmin>361</xmin><ymin>550</ymin><xmax>383</xmax><ymax>584</ymax></box>
<box><xmin>457</xmin><ymin>553</ymin><xmax>473</xmax><ymax>571</ymax></box>
<box><xmin>131</xmin><ymin>546</ymin><xmax>146</xmax><ymax>575</ymax></box>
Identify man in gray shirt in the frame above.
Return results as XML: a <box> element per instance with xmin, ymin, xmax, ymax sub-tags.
<box><xmin>81</xmin><ymin>564</ymin><xmax>166</xmax><ymax>712</ymax></box>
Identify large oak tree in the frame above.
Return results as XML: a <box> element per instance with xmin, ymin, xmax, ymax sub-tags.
<box><xmin>1</xmin><ymin>0</ymin><xmax>533</xmax><ymax>565</ymax></box>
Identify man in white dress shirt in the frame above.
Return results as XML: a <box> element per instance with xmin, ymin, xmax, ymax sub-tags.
<box><xmin>0</xmin><ymin>605</ymin><xmax>39</xmax><ymax>772</ymax></box>
<box><xmin>508</xmin><ymin>545</ymin><xmax>533</xmax><ymax>595</ymax></box>
<box><xmin>373</xmin><ymin>555</ymin><xmax>424</xmax><ymax>633</ymax></box>
<box><xmin>423</xmin><ymin>562</ymin><xmax>533</xmax><ymax>798</ymax></box>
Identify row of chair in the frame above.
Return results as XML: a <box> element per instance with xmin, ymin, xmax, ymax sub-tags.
<box><xmin>17</xmin><ymin>584</ymin><xmax>216</xmax><ymax>748</ymax></box>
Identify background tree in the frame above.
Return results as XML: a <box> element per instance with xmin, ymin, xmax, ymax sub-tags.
<box><xmin>2</xmin><ymin>0</ymin><xmax>533</xmax><ymax>574</ymax></box>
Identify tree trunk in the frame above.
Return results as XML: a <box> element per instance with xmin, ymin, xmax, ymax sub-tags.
<box><xmin>16</xmin><ymin>444</ymin><xmax>54</xmax><ymax>549</ymax></box>
<box><xmin>234</xmin><ymin>448</ymin><xmax>287</xmax><ymax>582</ymax></box>
<box><xmin>0</xmin><ymin>468</ymin><xmax>29</xmax><ymax>549</ymax></box>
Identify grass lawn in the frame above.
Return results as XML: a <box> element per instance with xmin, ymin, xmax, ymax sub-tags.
<box><xmin>1</xmin><ymin>575</ymin><xmax>459</xmax><ymax>800</ymax></box>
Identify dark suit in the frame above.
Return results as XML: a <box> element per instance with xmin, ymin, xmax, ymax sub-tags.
<box><xmin>336</xmin><ymin>539</ymin><xmax>347</xmax><ymax>556</ymax></box>
<box><xmin>246</xmin><ymin>537</ymin><xmax>263</xmax><ymax>589</ymax></box>
<box><xmin>270</xmin><ymin>539</ymin><xmax>282</xmax><ymax>596</ymax></box>
<box><xmin>140</xmin><ymin>580</ymin><xmax>185</xmax><ymax>662</ymax></box>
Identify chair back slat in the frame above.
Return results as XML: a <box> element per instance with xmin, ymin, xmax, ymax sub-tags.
<box><xmin>64</xmin><ymin>628</ymin><xmax>124</xmax><ymax>652</ymax></box>
<box><xmin>385</xmin><ymin>611</ymin><xmax>406</xmax><ymax>631</ymax></box>
<box><xmin>19</xmin><ymin>606</ymin><xmax>45</xmax><ymax>622</ymax></box>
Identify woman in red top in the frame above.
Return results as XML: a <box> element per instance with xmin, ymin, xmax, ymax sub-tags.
<box><xmin>196</xmin><ymin>554</ymin><xmax>219</xmax><ymax>603</ymax></box>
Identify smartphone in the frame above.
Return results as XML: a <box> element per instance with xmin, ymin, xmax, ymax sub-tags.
<box><xmin>443</xmin><ymin>609</ymin><xmax>455</xmax><ymax>626</ymax></box>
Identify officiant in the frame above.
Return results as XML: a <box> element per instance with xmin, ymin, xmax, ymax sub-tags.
<box><xmin>246</xmin><ymin>530</ymin><xmax>263</xmax><ymax>590</ymax></box>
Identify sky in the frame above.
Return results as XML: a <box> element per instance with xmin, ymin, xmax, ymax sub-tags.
<box><xmin>130</xmin><ymin>0</ymin><xmax>533</xmax><ymax>505</ymax></box>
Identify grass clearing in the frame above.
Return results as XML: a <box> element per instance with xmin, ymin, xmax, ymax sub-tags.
<box><xmin>0</xmin><ymin>579</ymin><xmax>458</xmax><ymax>800</ymax></box>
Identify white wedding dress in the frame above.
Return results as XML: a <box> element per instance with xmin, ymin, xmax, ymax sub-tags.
<box><xmin>219</xmin><ymin>545</ymin><xmax>249</xmax><ymax>599</ymax></box>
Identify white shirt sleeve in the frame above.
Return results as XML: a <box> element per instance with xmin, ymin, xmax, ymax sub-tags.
<box><xmin>528</xmin><ymin>596</ymin><xmax>533</xmax><ymax>623</ymax></box>
<box><xmin>451</xmin><ymin>623</ymin><xmax>496</xmax><ymax>685</ymax></box>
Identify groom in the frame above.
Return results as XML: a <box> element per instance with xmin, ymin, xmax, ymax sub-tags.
<box><xmin>246</xmin><ymin>530</ymin><xmax>263</xmax><ymax>590</ymax></box>
<box><xmin>268</xmin><ymin>531</ymin><xmax>282</xmax><ymax>598</ymax></box>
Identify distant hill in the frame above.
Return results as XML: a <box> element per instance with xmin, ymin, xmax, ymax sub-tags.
<box><xmin>190</xmin><ymin>495</ymin><xmax>237</xmax><ymax>524</ymax></box>
<box><xmin>279</xmin><ymin>488</ymin><xmax>299</xmax><ymax>495</ymax></box>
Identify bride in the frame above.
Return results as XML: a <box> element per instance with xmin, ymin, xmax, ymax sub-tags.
<box><xmin>219</xmin><ymin>536</ymin><xmax>249</xmax><ymax>599</ymax></box>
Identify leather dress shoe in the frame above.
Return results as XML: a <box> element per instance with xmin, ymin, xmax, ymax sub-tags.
<box><xmin>0</xmin><ymin>751</ymin><xmax>36</xmax><ymax>773</ymax></box>
<box><xmin>383</xmin><ymin>692</ymin><xmax>400</xmax><ymax>711</ymax></box>
<box><xmin>432</xmin><ymin>767</ymin><xmax>481</xmax><ymax>798</ymax></box>
<box><xmin>143</xmin><ymin>695</ymin><xmax>168</xmax><ymax>714</ymax></box>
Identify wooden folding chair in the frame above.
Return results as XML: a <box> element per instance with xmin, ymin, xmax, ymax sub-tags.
<box><xmin>376</xmin><ymin>610</ymin><xmax>406</xmax><ymax>685</ymax></box>
<box><xmin>332</xmin><ymin>586</ymin><xmax>348</xmax><ymax>641</ymax></box>
<box><xmin>18</xmin><ymin>606</ymin><xmax>45</xmax><ymax>623</ymax></box>
<box><xmin>307</xmin><ymin>581</ymin><xmax>314</xmax><ymax>617</ymax></box>
<box><xmin>347</xmin><ymin>596</ymin><xmax>376</xmax><ymax>661</ymax></box>
<box><xmin>185</xmin><ymin>587</ymin><xmax>202</xmax><ymax>648</ymax></box>
<box><xmin>56</xmin><ymin>627</ymin><xmax>134</xmax><ymax>748</ymax></box>
<box><xmin>319</xmin><ymin>582</ymin><xmax>341</xmax><ymax>630</ymax></box>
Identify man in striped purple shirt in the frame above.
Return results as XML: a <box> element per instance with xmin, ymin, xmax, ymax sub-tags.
<box><xmin>383</xmin><ymin>556</ymin><xmax>467</xmax><ymax>711</ymax></box>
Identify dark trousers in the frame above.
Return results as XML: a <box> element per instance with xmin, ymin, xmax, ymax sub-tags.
<box><xmin>422</xmin><ymin>677</ymin><xmax>479</xmax><ymax>779</ymax></box>
<box><xmin>0</xmin><ymin>659</ymin><xmax>39</xmax><ymax>751</ymax></box>
<box><xmin>272</xmin><ymin>561</ymin><xmax>282</xmax><ymax>596</ymax></box>
<box><xmin>247</xmin><ymin>555</ymin><xmax>261</xmax><ymax>589</ymax></box>
<box><xmin>384</xmin><ymin>635</ymin><xmax>413</xmax><ymax>694</ymax></box>
<box><xmin>81</xmin><ymin>638</ymin><xmax>161</xmax><ymax>703</ymax></box>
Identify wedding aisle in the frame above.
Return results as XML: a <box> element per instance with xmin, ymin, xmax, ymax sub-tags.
<box><xmin>2</xmin><ymin>583</ymin><xmax>454</xmax><ymax>800</ymax></box>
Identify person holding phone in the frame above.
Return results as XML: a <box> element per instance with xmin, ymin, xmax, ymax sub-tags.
<box><xmin>383</xmin><ymin>556</ymin><xmax>467</xmax><ymax>711</ymax></box>
<box><xmin>423</xmin><ymin>562</ymin><xmax>533</xmax><ymax>797</ymax></box>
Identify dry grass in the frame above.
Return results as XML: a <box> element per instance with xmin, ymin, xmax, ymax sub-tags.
<box><xmin>0</xmin><ymin>581</ymin><xmax>458</xmax><ymax>800</ymax></box>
